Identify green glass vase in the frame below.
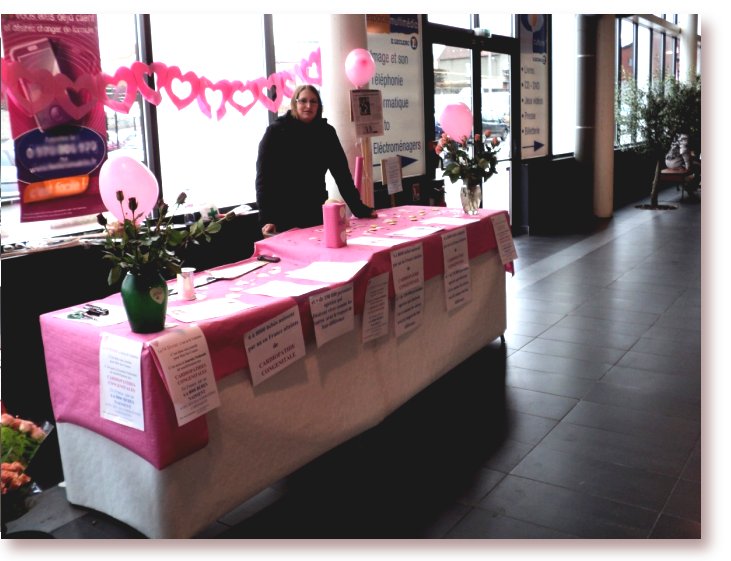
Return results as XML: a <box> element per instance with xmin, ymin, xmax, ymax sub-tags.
<box><xmin>120</xmin><ymin>271</ymin><xmax>168</xmax><ymax>333</ymax></box>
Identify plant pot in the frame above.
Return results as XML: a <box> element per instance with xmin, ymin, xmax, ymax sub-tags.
<box><xmin>460</xmin><ymin>181</ymin><xmax>482</xmax><ymax>215</ymax></box>
<box><xmin>120</xmin><ymin>271</ymin><xmax>168</xmax><ymax>333</ymax></box>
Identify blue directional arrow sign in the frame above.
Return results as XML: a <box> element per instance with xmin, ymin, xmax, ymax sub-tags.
<box><xmin>522</xmin><ymin>140</ymin><xmax>544</xmax><ymax>151</ymax></box>
<box><xmin>374</xmin><ymin>155</ymin><xmax>418</xmax><ymax>168</ymax></box>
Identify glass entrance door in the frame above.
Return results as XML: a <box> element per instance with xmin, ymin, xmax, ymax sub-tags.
<box><xmin>432</xmin><ymin>42</ymin><xmax>514</xmax><ymax>212</ymax></box>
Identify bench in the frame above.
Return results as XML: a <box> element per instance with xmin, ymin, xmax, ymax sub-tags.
<box><xmin>659</xmin><ymin>167</ymin><xmax>698</xmax><ymax>201</ymax></box>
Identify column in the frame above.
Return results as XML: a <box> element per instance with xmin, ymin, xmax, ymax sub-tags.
<box><xmin>593</xmin><ymin>15</ymin><xmax>616</xmax><ymax>218</ymax></box>
<box><xmin>679</xmin><ymin>14</ymin><xmax>699</xmax><ymax>82</ymax></box>
<box><xmin>322</xmin><ymin>14</ymin><xmax>368</xmax><ymax>201</ymax></box>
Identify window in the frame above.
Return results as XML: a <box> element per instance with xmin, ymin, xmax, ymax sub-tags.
<box><xmin>551</xmin><ymin>14</ymin><xmax>577</xmax><ymax>155</ymax></box>
<box><xmin>150</xmin><ymin>13</ymin><xmax>267</xmax><ymax>212</ymax></box>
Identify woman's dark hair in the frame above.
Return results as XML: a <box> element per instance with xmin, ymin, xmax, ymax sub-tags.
<box><xmin>290</xmin><ymin>85</ymin><xmax>323</xmax><ymax>120</ymax></box>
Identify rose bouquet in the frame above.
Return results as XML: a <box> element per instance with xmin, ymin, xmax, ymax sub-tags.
<box><xmin>1</xmin><ymin>403</ymin><xmax>53</xmax><ymax>522</ymax></box>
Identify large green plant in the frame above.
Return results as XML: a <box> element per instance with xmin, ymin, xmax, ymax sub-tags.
<box><xmin>616</xmin><ymin>75</ymin><xmax>701</xmax><ymax>206</ymax></box>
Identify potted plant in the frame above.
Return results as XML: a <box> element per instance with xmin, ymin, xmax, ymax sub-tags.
<box><xmin>435</xmin><ymin>131</ymin><xmax>501</xmax><ymax>214</ymax></box>
<box><xmin>616</xmin><ymin>75</ymin><xmax>701</xmax><ymax>208</ymax></box>
<box><xmin>96</xmin><ymin>190</ymin><xmax>232</xmax><ymax>333</ymax></box>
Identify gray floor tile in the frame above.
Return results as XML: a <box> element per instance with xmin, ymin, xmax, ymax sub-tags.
<box><xmin>649</xmin><ymin>514</ymin><xmax>701</xmax><ymax>539</ymax></box>
<box><xmin>663</xmin><ymin>479</ymin><xmax>701</xmax><ymax>523</ymax></box>
<box><xmin>520</xmin><ymin>337</ymin><xmax>627</xmax><ymax>365</ymax></box>
<box><xmin>504</xmin><ymin>410</ymin><xmax>559</xmax><ymax>446</ymax></box>
<box><xmin>505</xmin><ymin>386</ymin><xmax>578</xmax><ymax>420</ymax></box>
<box><xmin>507</xmin><ymin>365</ymin><xmax>595</xmax><ymax>399</ymax></box>
<box><xmin>476</xmin><ymin>475</ymin><xmax>657</xmax><ymax>538</ymax></box>
<box><xmin>538</xmin><ymin>422</ymin><xmax>693</xmax><ymax>477</ymax></box>
<box><xmin>508</xmin><ymin>349</ymin><xmax>613</xmax><ymax>380</ymax></box>
<box><xmin>446</xmin><ymin>507</ymin><xmax>576</xmax><ymax>538</ymax></box>
<box><xmin>511</xmin><ymin>445</ymin><xmax>677</xmax><ymax>511</ymax></box>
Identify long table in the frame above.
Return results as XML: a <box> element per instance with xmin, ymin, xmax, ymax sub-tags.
<box><xmin>39</xmin><ymin>206</ymin><xmax>511</xmax><ymax>538</ymax></box>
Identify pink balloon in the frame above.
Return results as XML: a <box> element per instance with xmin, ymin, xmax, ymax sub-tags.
<box><xmin>344</xmin><ymin>48</ymin><xmax>376</xmax><ymax>88</ymax></box>
<box><xmin>99</xmin><ymin>155</ymin><xmax>159</xmax><ymax>222</ymax></box>
<box><xmin>440</xmin><ymin>103</ymin><xmax>473</xmax><ymax>140</ymax></box>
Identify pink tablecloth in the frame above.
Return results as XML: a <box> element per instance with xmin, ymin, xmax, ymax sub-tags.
<box><xmin>39</xmin><ymin>206</ymin><xmax>513</xmax><ymax>469</ymax></box>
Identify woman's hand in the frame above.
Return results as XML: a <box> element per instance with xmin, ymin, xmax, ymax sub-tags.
<box><xmin>262</xmin><ymin>223</ymin><xmax>277</xmax><ymax>237</ymax></box>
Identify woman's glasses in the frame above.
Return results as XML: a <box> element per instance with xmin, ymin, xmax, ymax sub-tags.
<box><xmin>296</xmin><ymin>98</ymin><xmax>319</xmax><ymax>106</ymax></box>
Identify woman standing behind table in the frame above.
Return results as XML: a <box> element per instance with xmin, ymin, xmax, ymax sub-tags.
<box><xmin>256</xmin><ymin>85</ymin><xmax>376</xmax><ymax>237</ymax></box>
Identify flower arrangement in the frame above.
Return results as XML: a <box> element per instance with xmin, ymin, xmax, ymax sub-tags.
<box><xmin>436</xmin><ymin>131</ymin><xmax>501</xmax><ymax>186</ymax></box>
<box><xmin>1</xmin><ymin>403</ymin><xmax>53</xmax><ymax>522</ymax></box>
<box><xmin>97</xmin><ymin>191</ymin><xmax>233</xmax><ymax>285</ymax></box>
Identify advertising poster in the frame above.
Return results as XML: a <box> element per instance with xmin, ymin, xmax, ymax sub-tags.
<box><xmin>519</xmin><ymin>14</ymin><xmax>549</xmax><ymax>159</ymax></box>
<box><xmin>366</xmin><ymin>14</ymin><xmax>425</xmax><ymax>183</ymax></box>
<box><xmin>1</xmin><ymin>14</ymin><xmax>107</xmax><ymax>221</ymax></box>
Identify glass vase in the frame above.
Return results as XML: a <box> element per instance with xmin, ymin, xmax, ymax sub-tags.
<box><xmin>120</xmin><ymin>271</ymin><xmax>168</xmax><ymax>333</ymax></box>
<box><xmin>460</xmin><ymin>182</ymin><xmax>482</xmax><ymax>215</ymax></box>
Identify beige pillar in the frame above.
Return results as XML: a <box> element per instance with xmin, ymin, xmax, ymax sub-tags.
<box><xmin>679</xmin><ymin>14</ymin><xmax>699</xmax><ymax>82</ymax></box>
<box><xmin>322</xmin><ymin>14</ymin><xmax>368</xmax><ymax>201</ymax></box>
<box><xmin>593</xmin><ymin>15</ymin><xmax>615</xmax><ymax>218</ymax></box>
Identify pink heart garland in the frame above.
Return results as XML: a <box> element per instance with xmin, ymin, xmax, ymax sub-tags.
<box><xmin>197</xmin><ymin>77</ymin><xmax>232</xmax><ymax>120</ymax></box>
<box><xmin>53</xmin><ymin>72</ymin><xmax>98</xmax><ymax>121</ymax></box>
<box><xmin>98</xmin><ymin>66</ymin><xmax>137</xmax><ymax>113</ymax></box>
<box><xmin>254</xmin><ymin>74</ymin><xmax>283</xmax><ymax>113</ymax></box>
<box><xmin>296</xmin><ymin>48</ymin><xmax>322</xmax><ymax>85</ymax></box>
<box><xmin>277</xmin><ymin>70</ymin><xmax>297</xmax><ymax>99</ymax></box>
<box><xmin>228</xmin><ymin>80</ymin><xmax>259</xmax><ymax>117</ymax></box>
<box><xmin>4</xmin><ymin>61</ymin><xmax>56</xmax><ymax>116</ymax></box>
<box><xmin>162</xmin><ymin>66</ymin><xmax>200</xmax><ymax>110</ymax></box>
<box><xmin>131</xmin><ymin>61</ymin><xmax>165</xmax><ymax>105</ymax></box>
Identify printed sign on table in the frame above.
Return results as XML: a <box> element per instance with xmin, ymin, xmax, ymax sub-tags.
<box><xmin>442</xmin><ymin>228</ymin><xmax>472</xmax><ymax>311</ymax></box>
<box><xmin>362</xmin><ymin>272</ymin><xmax>390</xmax><ymax>343</ymax></box>
<box><xmin>244</xmin><ymin>306</ymin><xmax>306</xmax><ymax>386</ymax></box>
<box><xmin>390</xmin><ymin>242</ymin><xmax>424</xmax><ymax>295</ymax></box>
<box><xmin>149</xmin><ymin>326</ymin><xmax>220</xmax><ymax>427</ymax></box>
<box><xmin>309</xmin><ymin>283</ymin><xmax>355</xmax><ymax>348</ymax></box>
<box><xmin>394</xmin><ymin>285</ymin><xmax>424</xmax><ymax>337</ymax></box>
<box><xmin>99</xmin><ymin>333</ymin><xmax>144</xmax><ymax>431</ymax></box>
<box><xmin>490</xmin><ymin>213</ymin><xmax>518</xmax><ymax>265</ymax></box>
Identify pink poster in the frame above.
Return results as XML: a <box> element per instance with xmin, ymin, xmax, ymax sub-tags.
<box><xmin>1</xmin><ymin>14</ymin><xmax>107</xmax><ymax>222</ymax></box>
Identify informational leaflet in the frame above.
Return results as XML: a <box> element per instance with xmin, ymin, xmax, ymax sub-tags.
<box><xmin>244</xmin><ymin>280</ymin><xmax>328</xmax><ymax>298</ymax></box>
<box><xmin>347</xmin><ymin>235</ymin><xmax>405</xmax><ymax>247</ymax></box>
<box><xmin>309</xmin><ymin>283</ymin><xmax>354</xmax><ymax>348</ymax></box>
<box><xmin>388</xmin><ymin>225</ymin><xmax>442</xmax><ymax>238</ymax></box>
<box><xmin>167</xmin><ymin>298</ymin><xmax>254</xmax><ymax>323</ymax></box>
<box><xmin>420</xmin><ymin>216</ymin><xmax>480</xmax><ymax>226</ymax></box>
<box><xmin>390</xmin><ymin>242</ymin><xmax>424</xmax><ymax>295</ymax></box>
<box><xmin>286</xmin><ymin>261</ymin><xmax>368</xmax><ymax>283</ymax></box>
<box><xmin>244</xmin><ymin>306</ymin><xmax>306</xmax><ymax>387</ymax></box>
<box><xmin>394</xmin><ymin>285</ymin><xmax>424</xmax><ymax>337</ymax></box>
<box><xmin>99</xmin><ymin>333</ymin><xmax>144</xmax><ymax>431</ymax></box>
<box><xmin>490</xmin><ymin>213</ymin><xmax>518</xmax><ymax>265</ymax></box>
<box><xmin>362</xmin><ymin>272</ymin><xmax>390</xmax><ymax>343</ymax></box>
<box><xmin>442</xmin><ymin>228</ymin><xmax>472</xmax><ymax>311</ymax></box>
<box><xmin>148</xmin><ymin>326</ymin><xmax>220</xmax><ymax>427</ymax></box>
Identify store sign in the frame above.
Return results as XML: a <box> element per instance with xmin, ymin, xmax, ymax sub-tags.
<box><xmin>519</xmin><ymin>15</ymin><xmax>549</xmax><ymax>159</ymax></box>
<box><xmin>366</xmin><ymin>14</ymin><xmax>425</xmax><ymax>183</ymax></box>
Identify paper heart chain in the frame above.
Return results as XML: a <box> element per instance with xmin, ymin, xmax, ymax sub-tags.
<box><xmin>0</xmin><ymin>47</ymin><xmax>322</xmax><ymax>121</ymax></box>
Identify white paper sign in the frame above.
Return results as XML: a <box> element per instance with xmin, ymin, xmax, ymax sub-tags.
<box><xmin>309</xmin><ymin>283</ymin><xmax>354</xmax><ymax>348</ymax></box>
<box><xmin>390</xmin><ymin>242</ymin><xmax>424</xmax><ymax>295</ymax></box>
<box><xmin>99</xmin><ymin>333</ymin><xmax>145</xmax><ymax>431</ymax></box>
<box><xmin>382</xmin><ymin>156</ymin><xmax>403</xmax><ymax>195</ymax></box>
<box><xmin>244</xmin><ymin>306</ymin><xmax>306</xmax><ymax>386</ymax></box>
<box><xmin>490</xmin><ymin>213</ymin><xmax>518</xmax><ymax>264</ymax></box>
<box><xmin>148</xmin><ymin>326</ymin><xmax>220</xmax><ymax>427</ymax></box>
<box><xmin>362</xmin><ymin>272</ymin><xmax>390</xmax><ymax>343</ymax></box>
<box><xmin>395</xmin><ymin>286</ymin><xmax>424</xmax><ymax>337</ymax></box>
<box><xmin>442</xmin><ymin>228</ymin><xmax>472</xmax><ymax>311</ymax></box>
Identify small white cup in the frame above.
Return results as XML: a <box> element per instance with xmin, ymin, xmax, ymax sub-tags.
<box><xmin>177</xmin><ymin>267</ymin><xmax>196</xmax><ymax>300</ymax></box>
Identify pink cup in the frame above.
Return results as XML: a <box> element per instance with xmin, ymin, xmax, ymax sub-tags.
<box><xmin>323</xmin><ymin>202</ymin><xmax>347</xmax><ymax>248</ymax></box>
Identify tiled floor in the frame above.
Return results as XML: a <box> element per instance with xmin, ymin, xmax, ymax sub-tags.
<box><xmin>4</xmin><ymin>189</ymin><xmax>701</xmax><ymax>539</ymax></box>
